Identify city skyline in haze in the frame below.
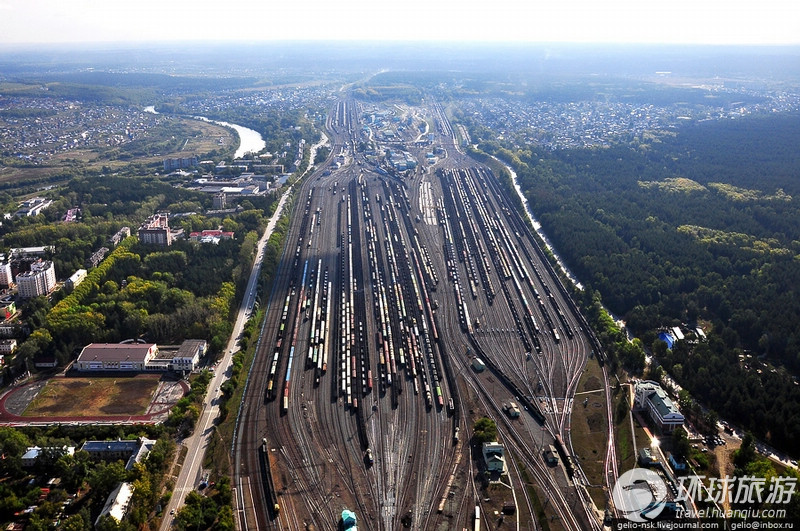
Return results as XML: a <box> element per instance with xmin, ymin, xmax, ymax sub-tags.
<box><xmin>1</xmin><ymin>0</ymin><xmax>798</xmax><ymax>46</ymax></box>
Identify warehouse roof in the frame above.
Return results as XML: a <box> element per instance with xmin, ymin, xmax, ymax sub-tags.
<box><xmin>77</xmin><ymin>343</ymin><xmax>155</xmax><ymax>363</ymax></box>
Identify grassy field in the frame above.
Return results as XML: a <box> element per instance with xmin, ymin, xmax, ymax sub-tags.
<box><xmin>569</xmin><ymin>355</ymin><xmax>611</xmax><ymax>510</ymax></box>
<box><xmin>22</xmin><ymin>375</ymin><xmax>161</xmax><ymax>417</ymax></box>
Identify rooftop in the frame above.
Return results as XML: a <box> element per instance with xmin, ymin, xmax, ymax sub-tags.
<box><xmin>77</xmin><ymin>343</ymin><xmax>155</xmax><ymax>363</ymax></box>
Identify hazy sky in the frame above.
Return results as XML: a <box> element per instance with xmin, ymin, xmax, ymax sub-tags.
<box><xmin>1</xmin><ymin>0</ymin><xmax>798</xmax><ymax>45</ymax></box>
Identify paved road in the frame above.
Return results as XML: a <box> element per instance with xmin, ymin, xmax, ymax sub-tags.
<box><xmin>159</xmin><ymin>186</ymin><xmax>294</xmax><ymax>530</ymax></box>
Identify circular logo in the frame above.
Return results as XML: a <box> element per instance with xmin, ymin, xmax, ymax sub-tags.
<box><xmin>611</xmin><ymin>468</ymin><xmax>668</xmax><ymax>522</ymax></box>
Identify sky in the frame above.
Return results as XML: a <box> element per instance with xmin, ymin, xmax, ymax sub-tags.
<box><xmin>0</xmin><ymin>0</ymin><xmax>798</xmax><ymax>46</ymax></box>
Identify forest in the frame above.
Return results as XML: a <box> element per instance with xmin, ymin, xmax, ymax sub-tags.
<box><xmin>2</xmin><ymin>173</ymin><xmax>276</xmax><ymax>373</ymax></box>
<box><xmin>475</xmin><ymin>113</ymin><xmax>800</xmax><ymax>452</ymax></box>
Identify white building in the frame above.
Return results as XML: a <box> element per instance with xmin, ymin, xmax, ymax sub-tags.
<box><xmin>169</xmin><ymin>339</ymin><xmax>206</xmax><ymax>372</ymax></box>
<box><xmin>14</xmin><ymin>197</ymin><xmax>53</xmax><ymax>217</ymax></box>
<box><xmin>65</xmin><ymin>269</ymin><xmax>87</xmax><ymax>291</ymax></box>
<box><xmin>16</xmin><ymin>260</ymin><xmax>56</xmax><ymax>298</ymax></box>
<box><xmin>0</xmin><ymin>262</ymin><xmax>12</xmax><ymax>287</ymax></box>
<box><xmin>75</xmin><ymin>340</ymin><xmax>205</xmax><ymax>372</ymax></box>
<box><xmin>634</xmin><ymin>380</ymin><xmax>684</xmax><ymax>433</ymax></box>
<box><xmin>0</xmin><ymin>338</ymin><xmax>17</xmax><ymax>355</ymax></box>
<box><xmin>75</xmin><ymin>343</ymin><xmax>158</xmax><ymax>371</ymax></box>
<box><xmin>482</xmin><ymin>442</ymin><xmax>508</xmax><ymax>475</ymax></box>
<box><xmin>96</xmin><ymin>482</ymin><xmax>134</xmax><ymax>527</ymax></box>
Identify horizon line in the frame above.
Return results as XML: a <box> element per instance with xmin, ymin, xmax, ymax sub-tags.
<box><xmin>2</xmin><ymin>39</ymin><xmax>800</xmax><ymax>49</ymax></box>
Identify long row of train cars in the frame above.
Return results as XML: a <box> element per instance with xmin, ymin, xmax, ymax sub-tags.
<box><xmin>264</xmin><ymin>177</ymin><xmax>461</xmax><ymax>421</ymax></box>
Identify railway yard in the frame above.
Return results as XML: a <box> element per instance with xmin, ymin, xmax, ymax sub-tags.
<box><xmin>232</xmin><ymin>97</ymin><xmax>615</xmax><ymax>530</ymax></box>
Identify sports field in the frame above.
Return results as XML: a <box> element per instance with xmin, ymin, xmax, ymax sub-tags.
<box><xmin>22</xmin><ymin>375</ymin><xmax>161</xmax><ymax>417</ymax></box>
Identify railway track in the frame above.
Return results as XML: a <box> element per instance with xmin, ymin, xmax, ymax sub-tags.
<box><xmin>233</xmin><ymin>96</ymin><xmax>606</xmax><ymax>530</ymax></box>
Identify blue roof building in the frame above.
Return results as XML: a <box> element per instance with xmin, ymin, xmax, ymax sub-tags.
<box><xmin>658</xmin><ymin>331</ymin><xmax>675</xmax><ymax>349</ymax></box>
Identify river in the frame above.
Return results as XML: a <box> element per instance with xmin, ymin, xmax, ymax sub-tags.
<box><xmin>144</xmin><ymin>106</ymin><xmax>265</xmax><ymax>159</ymax></box>
<box><xmin>194</xmin><ymin>117</ymin><xmax>266</xmax><ymax>159</ymax></box>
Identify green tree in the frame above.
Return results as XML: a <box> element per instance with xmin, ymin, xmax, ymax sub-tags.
<box><xmin>0</xmin><ymin>427</ymin><xmax>31</xmax><ymax>477</ymax></box>
<box><xmin>672</xmin><ymin>428</ymin><xmax>691</xmax><ymax>459</ymax></box>
<box><xmin>473</xmin><ymin>417</ymin><xmax>498</xmax><ymax>444</ymax></box>
<box><xmin>88</xmin><ymin>461</ymin><xmax>128</xmax><ymax>500</ymax></box>
<box><xmin>61</xmin><ymin>514</ymin><xmax>90</xmax><ymax>531</ymax></box>
<box><xmin>734</xmin><ymin>433</ymin><xmax>757</xmax><ymax>470</ymax></box>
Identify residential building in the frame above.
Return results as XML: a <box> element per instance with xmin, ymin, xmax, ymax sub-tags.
<box><xmin>65</xmin><ymin>269</ymin><xmax>87</xmax><ymax>291</ymax></box>
<box><xmin>96</xmin><ymin>482</ymin><xmax>134</xmax><ymax>527</ymax></box>
<box><xmin>85</xmin><ymin>247</ymin><xmax>109</xmax><ymax>268</ymax></box>
<box><xmin>0</xmin><ymin>323</ymin><xmax>28</xmax><ymax>338</ymax></box>
<box><xmin>108</xmin><ymin>227</ymin><xmax>131</xmax><ymax>247</ymax></box>
<box><xmin>138</xmin><ymin>214</ymin><xmax>172</xmax><ymax>246</ymax></box>
<box><xmin>0</xmin><ymin>339</ymin><xmax>17</xmax><ymax>355</ymax></box>
<box><xmin>163</xmin><ymin>156</ymin><xmax>198</xmax><ymax>172</ymax></box>
<box><xmin>634</xmin><ymin>380</ymin><xmax>685</xmax><ymax>433</ymax></box>
<box><xmin>16</xmin><ymin>260</ymin><xmax>56</xmax><ymax>298</ymax></box>
<box><xmin>0</xmin><ymin>262</ymin><xmax>12</xmax><ymax>287</ymax></box>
